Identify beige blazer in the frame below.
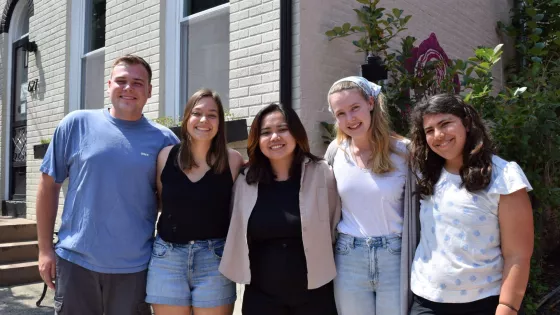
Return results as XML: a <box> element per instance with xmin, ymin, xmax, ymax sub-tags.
<box><xmin>219</xmin><ymin>158</ymin><xmax>341</xmax><ymax>289</ymax></box>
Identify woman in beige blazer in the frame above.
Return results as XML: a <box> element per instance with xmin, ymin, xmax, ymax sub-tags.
<box><xmin>219</xmin><ymin>103</ymin><xmax>341</xmax><ymax>315</ymax></box>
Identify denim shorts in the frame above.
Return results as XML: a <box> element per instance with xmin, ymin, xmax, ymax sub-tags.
<box><xmin>145</xmin><ymin>235</ymin><xmax>236</xmax><ymax>308</ymax></box>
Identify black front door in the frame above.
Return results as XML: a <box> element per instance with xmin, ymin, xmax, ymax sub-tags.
<box><xmin>10</xmin><ymin>37</ymin><xmax>29</xmax><ymax>200</ymax></box>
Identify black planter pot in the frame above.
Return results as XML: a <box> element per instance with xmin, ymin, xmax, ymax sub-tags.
<box><xmin>33</xmin><ymin>143</ymin><xmax>49</xmax><ymax>159</ymax></box>
<box><xmin>169</xmin><ymin>119</ymin><xmax>248</xmax><ymax>143</ymax></box>
<box><xmin>361</xmin><ymin>55</ymin><xmax>388</xmax><ymax>82</ymax></box>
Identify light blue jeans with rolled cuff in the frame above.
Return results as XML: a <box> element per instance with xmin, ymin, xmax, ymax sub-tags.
<box><xmin>145</xmin><ymin>235</ymin><xmax>236</xmax><ymax>308</ymax></box>
<box><xmin>333</xmin><ymin>233</ymin><xmax>402</xmax><ymax>315</ymax></box>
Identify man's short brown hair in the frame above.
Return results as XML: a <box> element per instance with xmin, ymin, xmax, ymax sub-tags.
<box><xmin>111</xmin><ymin>54</ymin><xmax>152</xmax><ymax>84</ymax></box>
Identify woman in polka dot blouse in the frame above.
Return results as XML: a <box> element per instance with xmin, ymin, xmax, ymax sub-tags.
<box><xmin>407</xmin><ymin>94</ymin><xmax>533</xmax><ymax>315</ymax></box>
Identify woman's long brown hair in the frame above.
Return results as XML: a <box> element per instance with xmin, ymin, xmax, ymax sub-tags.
<box><xmin>177</xmin><ymin>89</ymin><xmax>228</xmax><ymax>174</ymax></box>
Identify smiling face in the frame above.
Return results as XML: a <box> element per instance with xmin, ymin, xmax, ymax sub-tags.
<box><xmin>107</xmin><ymin>63</ymin><xmax>152</xmax><ymax>121</ymax></box>
<box><xmin>329</xmin><ymin>88</ymin><xmax>374</xmax><ymax>140</ymax></box>
<box><xmin>258</xmin><ymin>111</ymin><xmax>297</xmax><ymax>163</ymax></box>
<box><xmin>423</xmin><ymin>113</ymin><xmax>468</xmax><ymax>171</ymax></box>
<box><xmin>186</xmin><ymin>97</ymin><xmax>220</xmax><ymax>142</ymax></box>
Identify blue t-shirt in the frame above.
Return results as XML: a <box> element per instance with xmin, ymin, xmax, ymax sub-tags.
<box><xmin>40</xmin><ymin>109</ymin><xmax>179</xmax><ymax>273</ymax></box>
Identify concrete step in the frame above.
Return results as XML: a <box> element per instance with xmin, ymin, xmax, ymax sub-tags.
<box><xmin>0</xmin><ymin>241</ymin><xmax>38</xmax><ymax>264</ymax></box>
<box><xmin>0</xmin><ymin>261</ymin><xmax>41</xmax><ymax>286</ymax></box>
<box><xmin>0</xmin><ymin>217</ymin><xmax>37</xmax><ymax>243</ymax></box>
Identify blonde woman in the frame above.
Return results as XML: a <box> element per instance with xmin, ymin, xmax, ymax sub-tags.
<box><xmin>325</xmin><ymin>76</ymin><xmax>418</xmax><ymax>315</ymax></box>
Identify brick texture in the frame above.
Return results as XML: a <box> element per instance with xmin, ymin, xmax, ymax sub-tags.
<box><xmin>104</xmin><ymin>0</ymin><xmax>161</xmax><ymax>119</ymax></box>
<box><xmin>298</xmin><ymin>0</ymin><xmax>513</xmax><ymax>155</ymax></box>
<box><xmin>24</xmin><ymin>0</ymin><xmax>70</xmax><ymax>226</ymax></box>
<box><xmin>230</xmin><ymin>0</ymin><xmax>280</xmax><ymax>130</ymax></box>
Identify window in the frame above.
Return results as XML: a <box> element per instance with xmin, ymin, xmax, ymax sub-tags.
<box><xmin>166</xmin><ymin>1</ymin><xmax>230</xmax><ymax>117</ymax></box>
<box><xmin>81</xmin><ymin>0</ymin><xmax>106</xmax><ymax>109</ymax></box>
<box><xmin>69</xmin><ymin>0</ymin><xmax>106</xmax><ymax>111</ymax></box>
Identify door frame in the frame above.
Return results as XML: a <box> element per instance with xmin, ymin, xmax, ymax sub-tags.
<box><xmin>9</xmin><ymin>36</ymin><xmax>29</xmax><ymax>200</ymax></box>
<box><xmin>3</xmin><ymin>0</ymin><xmax>30</xmax><ymax>200</ymax></box>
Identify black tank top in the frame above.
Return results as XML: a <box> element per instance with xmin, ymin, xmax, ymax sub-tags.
<box><xmin>157</xmin><ymin>144</ymin><xmax>233</xmax><ymax>244</ymax></box>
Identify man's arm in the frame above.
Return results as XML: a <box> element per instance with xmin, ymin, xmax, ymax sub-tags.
<box><xmin>36</xmin><ymin>173</ymin><xmax>62</xmax><ymax>290</ymax></box>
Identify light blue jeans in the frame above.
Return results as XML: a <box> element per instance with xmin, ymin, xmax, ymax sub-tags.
<box><xmin>333</xmin><ymin>233</ymin><xmax>402</xmax><ymax>315</ymax></box>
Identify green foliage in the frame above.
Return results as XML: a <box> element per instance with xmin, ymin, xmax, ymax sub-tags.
<box><xmin>153</xmin><ymin>116</ymin><xmax>180</xmax><ymax>127</ymax></box>
<box><xmin>40</xmin><ymin>138</ymin><xmax>51</xmax><ymax>145</ymax></box>
<box><xmin>320</xmin><ymin>121</ymin><xmax>337</xmax><ymax>144</ymax></box>
<box><xmin>369</xmin><ymin>1</ymin><xmax>559</xmax><ymax>312</ymax></box>
<box><xmin>325</xmin><ymin>0</ymin><xmax>411</xmax><ymax>58</ymax></box>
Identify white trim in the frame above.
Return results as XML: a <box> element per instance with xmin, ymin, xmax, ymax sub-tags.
<box><xmin>164</xmin><ymin>1</ymin><xmax>230</xmax><ymax>118</ymax></box>
<box><xmin>164</xmin><ymin>0</ymin><xmax>181</xmax><ymax>119</ymax></box>
<box><xmin>179</xmin><ymin>3</ymin><xmax>229</xmax><ymax>24</ymax></box>
<box><xmin>4</xmin><ymin>1</ymin><xmax>29</xmax><ymax>199</ymax></box>
<box><xmin>68</xmin><ymin>0</ymin><xmax>86</xmax><ymax>112</ymax></box>
<box><xmin>83</xmin><ymin>47</ymin><xmax>105</xmax><ymax>58</ymax></box>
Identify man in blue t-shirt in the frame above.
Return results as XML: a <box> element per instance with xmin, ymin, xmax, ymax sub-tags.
<box><xmin>36</xmin><ymin>55</ymin><xmax>179</xmax><ymax>315</ymax></box>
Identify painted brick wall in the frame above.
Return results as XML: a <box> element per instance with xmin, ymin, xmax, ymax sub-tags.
<box><xmin>229</xmin><ymin>0</ymin><xmax>280</xmax><ymax>126</ymax></box>
<box><xmin>24</xmin><ymin>0</ymin><xmax>70</xmax><ymax>226</ymax></box>
<box><xmin>298</xmin><ymin>0</ymin><xmax>513</xmax><ymax>155</ymax></box>
<box><xmin>104</xmin><ymin>0</ymin><xmax>161</xmax><ymax>119</ymax></box>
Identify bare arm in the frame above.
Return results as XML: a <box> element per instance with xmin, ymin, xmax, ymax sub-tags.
<box><xmin>36</xmin><ymin>173</ymin><xmax>62</xmax><ymax>289</ymax></box>
<box><xmin>228</xmin><ymin>149</ymin><xmax>245</xmax><ymax>182</ymax></box>
<box><xmin>156</xmin><ymin>146</ymin><xmax>174</xmax><ymax>213</ymax></box>
<box><xmin>496</xmin><ymin>188</ymin><xmax>534</xmax><ymax>315</ymax></box>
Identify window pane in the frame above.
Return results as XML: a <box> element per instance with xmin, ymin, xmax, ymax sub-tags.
<box><xmin>85</xmin><ymin>0</ymin><xmax>106</xmax><ymax>53</ymax></box>
<box><xmin>184</xmin><ymin>0</ymin><xmax>228</xmax><ymax>17</ymax></box>
<box><xmin>81</xmin><ymin>50</ymin><xmax>105</xmax><ymax>109</ymax></box>
<box><xmin>180</xmin><ymin>7</ymin><xmax>229</xmax><ymax>114</ymax></box>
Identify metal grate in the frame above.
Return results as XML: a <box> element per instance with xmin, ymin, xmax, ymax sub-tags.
<box><xmin>12</xmin><ymin>126</ymin><xmax>26</xmax><ymax>164</ymax></box>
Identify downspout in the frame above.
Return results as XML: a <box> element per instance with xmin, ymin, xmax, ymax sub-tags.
<box><xmin>279</xmin><ymin>0</ymin><xmax>292</xmax><ymax>109</ymax></box>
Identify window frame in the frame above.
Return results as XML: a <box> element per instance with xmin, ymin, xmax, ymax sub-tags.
<box><xmin>69</xmin><ymin>0</ymin><xmax>106</xmax><ymax>111</ymax></box>
<box><xmin>164</xmin><ymin>0</ymin><xmax>230</xmax><ymax>119</ymax></box>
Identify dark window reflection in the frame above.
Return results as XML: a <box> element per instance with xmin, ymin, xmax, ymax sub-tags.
<box><xmin>85</xmin><ymin>0</ymin><xmax>106</xmax><ymax>52</ymax></box>
<box><xmin>184</xmin><ymin>0</ymin><xmax>228</xmax><ymax>17</ymax></box>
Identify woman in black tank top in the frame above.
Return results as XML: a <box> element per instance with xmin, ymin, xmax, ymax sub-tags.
<box><xmin>145</xmin><ymin>89</ymin><xmax>244</xmax><ymax>315</ymax></box>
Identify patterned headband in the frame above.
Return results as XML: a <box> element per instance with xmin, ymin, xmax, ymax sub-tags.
<box><xmin>328</xmin><ymin>76</ymin><xmax>382</xmax><ymax>112</ymax></box>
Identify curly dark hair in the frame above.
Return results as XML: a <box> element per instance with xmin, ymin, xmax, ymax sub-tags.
<box><xmin>409</xmin><ymin>94</ymin><xmax>494</xmax><ymax>195</ymax></box>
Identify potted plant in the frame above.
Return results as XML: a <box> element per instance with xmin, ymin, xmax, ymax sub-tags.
<box><xmin>33</xmin><ymin>138</ymin><xmax>50</xmax><ymax>159</ymax></box>
<box><xmin>154</xmin><ymin>111</ymin><xmax>248</xmax><ymax>143</ymax></box>
<box><xmin>325</xmin><ymin>0</ymin><xmax>411</xmax><ymax>82</ymax></box>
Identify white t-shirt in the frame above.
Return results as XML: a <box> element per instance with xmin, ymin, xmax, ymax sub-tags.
<box><xmin>411</xmin><ymin>155</ymin><xmax>532</xmax><ymax>303</ymax></box>
<box><xmin>333</xmin><ymin>139</ymin><xmax>408</xmax><ymax>237</ymax></box>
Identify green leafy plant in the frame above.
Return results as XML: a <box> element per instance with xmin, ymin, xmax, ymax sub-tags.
<box><xmin>153</xmin><ymin>116</ymin><xmax>180</xmax><ymax>128</ymax></box>
<box><xmin>40</xmin><ymin>138</ymin><xmax>51</xmax><ymax>145</ymax></box>
<box><xmin>325</xmin><ymin>0</ymin><xmax>411</xmax><ymax>59</ymax></box>
<box><xmin>320</xmin><ymin>122</ymin><xmax>337</xmax><ymax>144</ymax></box>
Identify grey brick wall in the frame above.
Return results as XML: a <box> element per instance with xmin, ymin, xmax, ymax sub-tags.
<box><xmin>298</xmin><ymin>0</ymin><xmax>513</xmax><ymax>155</ymax></box>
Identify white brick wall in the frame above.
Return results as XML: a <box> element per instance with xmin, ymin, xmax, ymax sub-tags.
<box><xmin>298</xmin><ymin>0</ymin><xmax>513</xmax><ymax>155</ymax></box>
<box><xmin>24</xmin><ymin>0</ymin><xmax>70</xmax><ymax>225</ymax></box>
<box><xmin>104</xmin><ymin>0</ymin><xmax>161</xmax><ymax>119</ymax></box>
<box><xmin>230</xmin><ymin>0</ymin><xmax>280</xmax><ymax>130</ymax></box>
